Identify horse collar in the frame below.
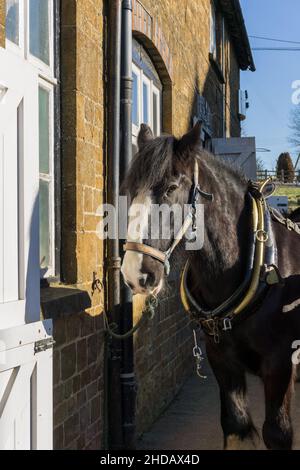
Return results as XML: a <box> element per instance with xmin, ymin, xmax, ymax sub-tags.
<box><xmin>180</xmin><ymin>179</ymin><xmax>283</xmax><ymax>342</ymax></box>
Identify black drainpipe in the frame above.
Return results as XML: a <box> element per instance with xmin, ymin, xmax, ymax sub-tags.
<box><xmin>120</xmin><ymin>0</ymin><xmax>136</xmax><ymax>449</ymax></box>
<box><xmin>106</xmin><ymin>0</ymin><xmax>123</xmax><ymax>450</ymax></box>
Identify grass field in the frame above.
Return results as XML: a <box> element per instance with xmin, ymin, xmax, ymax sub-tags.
<box><xmin>273</xmin><ymin>185</ymin><xmax>300</xmax><ymax>210</ymax></box>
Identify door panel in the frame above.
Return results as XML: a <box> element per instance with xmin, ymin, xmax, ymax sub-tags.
<box><xmin>0</xmin><ymin>48</ymin><xmax>39</xmax><ymax>327</ymax></box>
<box><xmin>0</xmin><ymin>15</ymin><xmax>53</xmax><ymax>450</ymax></box>
<box><xmin>3</xmin><ymin>106</ymin><xmax>19</xmax><ymax>302</ymax></box>
<box><xmin>0</xmin><ymin>320</ymin><xmax>53</xmax><ymax>450</ymax></box>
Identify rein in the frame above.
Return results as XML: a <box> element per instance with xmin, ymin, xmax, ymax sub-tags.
<box><xmin>123</xmin><ymin>161</ymin><xmax>213</xmax><ymax>275</ymax></box>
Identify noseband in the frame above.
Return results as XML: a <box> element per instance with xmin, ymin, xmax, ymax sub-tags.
<box><xmin>123</xmin><ymin>160</ymin><xmax>213</xmax><ymax>275</ymax></box>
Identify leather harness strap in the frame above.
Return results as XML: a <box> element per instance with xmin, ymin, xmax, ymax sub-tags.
<box><xmin>123</xmin><ymin>242</ymin><xmax>167</xmax><ymax>264</ymax></box>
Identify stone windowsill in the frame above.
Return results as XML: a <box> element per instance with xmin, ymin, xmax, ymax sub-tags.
<box><xmin>40</xmin><ymin>284</ymin><xmax>92</xmax><ymax>320</ymax></box>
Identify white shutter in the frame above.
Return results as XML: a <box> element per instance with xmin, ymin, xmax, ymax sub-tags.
<box><xmin>212</xmin><ymin>137</ymin><xmax>257</xmax><ymax>181</ymax></box>
<box><xmin>0</xmin><ymin>320</ymin><xmax>53</xmax><ymax>450</ymax></box>
<box><xmin>0</xmin><ymin>48</ymin><xmax>40</xmax><ymax>328</ymax></box>
<box><xmin>0</xmin><ymin>49</ymin><xmax>53</xmax><ymax>450</ymax></box>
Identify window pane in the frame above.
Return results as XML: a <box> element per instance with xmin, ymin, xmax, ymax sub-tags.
<box><xmin>29</xmin><ymin>0</ymin><xmax>50</xmax><ymax>65</ymax></box>
<box><xmin>143</xmin><ymin>82</ymin><xmax>149</xmax><ymax>124</ymax></box>
<box><xmin>210</xmin><ymin>6</ymin><xmax>217</xmax><ymax>56</ymax></box>
<box><xmin>39</xmin><ymin>179</ymin><xmax>50</xmax><ymax>269</ymax></box>
<box><xmin>153</xmin><ymin>93</ymin><xmax>158</xmax><ymax>136</ymax></box>
<box><xmin>132</xmin><ymin>72</ymin><xmax>139</xmax><ymax>126</ymax></box>
<box><xmin>39</xmin><ymin>87</ymin><xmax>50</xmax><ymax>174</ymax></box>
<box><xmin>6</xmin><ymin>0</ymin><xmax>19</xmax><ymax>45</ymax></box>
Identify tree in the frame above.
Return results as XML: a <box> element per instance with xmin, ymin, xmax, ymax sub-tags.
<box><xmin>276</xmin><ymin>152</ymin><xmax>295</xmax><ymax>183</ymax></box>
<box><xmin>256</xmin><ymin>156</ymin><xmax>265</xmax><ymax>173</ymax></box>
<box><xmin>289</xmin><ymin>105</ymin><xmax>300</xmax><ymax>150</ymax></box>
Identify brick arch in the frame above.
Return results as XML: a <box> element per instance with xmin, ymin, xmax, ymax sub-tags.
<box><xmin>132</xmin><ymin>0</ymin><xmax>173</xmax><ymax>133</ymax></box>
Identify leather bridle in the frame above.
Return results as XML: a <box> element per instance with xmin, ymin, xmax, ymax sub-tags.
<box><xmin>123</xmin><ymin>160</ymin><xmax>214</xmax><ymax>275</ymax></box>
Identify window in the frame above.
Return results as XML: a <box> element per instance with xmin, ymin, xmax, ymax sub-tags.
<box><xmin>210</xmin><ymin>1</ymin><xmax>225</xmax><ymax>73</ymax></box>
<box><xmin>132</xmin><ymin>39</ymin><xmax>162</xmax><ymax>151</ymax></box>
<box><xmin>29</xmin><ymin>0</ymin><xmax>51</xmax><ymax>65</ymax></box>
<box><xmin>39</xmin><ymin>83</ymin><xmax>55</xmax><ymax>275</ymax></box>
<box><xmin>6</xmin><ymin>0</ymin><xmax>20</xmax><ymax>45</ymax></box>
<box><xmin>132</xmin><ymin>63</ymin><xmax>161</xmax><ymax>144</ymax></box>
<box><xmin>6</xmin><ymin>1</ymin><xmax>58</xmax><ymax>278</ymax></box>
<box><xmin>210</xmin><ymin>2</ymin><xmax>217</xmax><ymax>58</ymax></box>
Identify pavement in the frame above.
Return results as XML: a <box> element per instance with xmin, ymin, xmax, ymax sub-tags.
<box><xmin>138</xmin><ymin>345</ymin><xmax>300</xmax><ymax>450</ymax></box>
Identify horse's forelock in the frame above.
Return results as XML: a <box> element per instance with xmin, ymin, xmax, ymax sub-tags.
<box><xmin>122</xmin><ymin>132</ymin><xmax>248</xmax><ymax>200</ymax></box>
<box><xmin>124</xmin><ymin>135</ymin><xmax>176</xmax><ymax>196</ymax></box>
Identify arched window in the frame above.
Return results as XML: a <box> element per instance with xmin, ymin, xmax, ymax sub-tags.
<box><xmin>132</xmin><ymin>38</ymin><xmax>162</xmax><ymax>153</ymax></box>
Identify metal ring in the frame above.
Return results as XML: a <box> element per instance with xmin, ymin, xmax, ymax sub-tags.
<box><xmin>256</xmin><ymin>229</ymin><xmax>268</xmax><ymax>243</ymax></box>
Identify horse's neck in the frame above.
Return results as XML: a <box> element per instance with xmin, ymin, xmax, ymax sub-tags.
<box><xmin>189</xmin><ymin>160</ymin><xmax>249</xmax><ymax>308</ymax></box>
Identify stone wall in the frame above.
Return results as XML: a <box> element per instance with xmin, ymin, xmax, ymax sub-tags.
<box><xmin>137</xmin><ymin>0</ymin><xmax>241</xmax><ymax>138</ymax></box>
<box><xmin>0</xmin><ymin>0</ymin><xmax>5</xmax><ymax>48</ymax></box>
<box><xmin>47</xmin><ymin>0</ymin><xmax>106</xmax><ymax>450</ymax></box>
<box><xmin>49</xmin><ymin>305</ymin><xmax>104</xmax><ymax>449</ymax></box>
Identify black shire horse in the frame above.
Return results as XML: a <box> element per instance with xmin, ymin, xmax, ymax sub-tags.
<box><xmin>121</xmin><ymin>123</ymin><xmax>300</xmax><ymax>450</ymax></box>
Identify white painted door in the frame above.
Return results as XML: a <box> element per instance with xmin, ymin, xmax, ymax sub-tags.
<box><xmin>212</xmin><ymin>137</ymin><xmax>257</xmax><ymax>180</ymax></box>
<box><xmin>0</xmin><ymin>48</ymin><xmax>40</xmax><ymax>328</ymax></box>
<box><xmin>0</xmin><ymin>47</ymin><xmax>53</xmax><ymax>449</ymax></box>
<box><xmin>0</xmin><ymin>320</ymin><xmax>53</xmax><ymax>449</ymax></box>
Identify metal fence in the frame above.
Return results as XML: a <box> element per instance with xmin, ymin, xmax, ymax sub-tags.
<box><xmin>257</xmin><ymin>169</ymin><xmax>300</xmax><ymax>184</ymax></box>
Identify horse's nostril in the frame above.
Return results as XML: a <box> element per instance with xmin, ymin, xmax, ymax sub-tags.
<box><xmin>127</xmin><ymin>281</ymin><xmax>135</xmax><ymax>290</ymax></box>
<box><xmin>147</xmin><ymin>273</ymin><xmax>155</xmax><ymax>286</ymax></box>
<box><xmin>139</xmin><ymin>277</ymin><xmax>147</xmax><ymax>288</ymax></box>
<box><xmin>139</xmin><ymin>273</ymin><xmax>155</xmax><ymax>288</ymax></box>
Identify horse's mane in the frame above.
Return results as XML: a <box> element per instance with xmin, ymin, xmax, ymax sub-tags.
<box><xmin>124</xmin><ymin>133</ymin><xmax>247</xmax><ymax>196</ymax></box>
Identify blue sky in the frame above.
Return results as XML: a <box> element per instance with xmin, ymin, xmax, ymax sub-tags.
<box><xmin>240</xmin><ymin>0</ymin><xmax>300</xmax><ymax>169</ymax></box>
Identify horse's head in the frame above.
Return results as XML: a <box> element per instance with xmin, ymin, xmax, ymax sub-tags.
<box><xmin>121</xmin><ymin>121</ymin><xmax>203</xmax><ymax>295</ymax></box>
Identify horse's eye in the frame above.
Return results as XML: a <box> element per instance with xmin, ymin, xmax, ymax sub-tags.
<box><xmin>165</xmin><ymin>184</ymin><xmax>178</xmax><ymax>197</ymax></box>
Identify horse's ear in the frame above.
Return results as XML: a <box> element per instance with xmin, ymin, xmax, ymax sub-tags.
<box><xmin>138</xmin><ymin>123</ymin><xmax>154</xmax><ymax>150</ymax></box>
<box><xmin>175</xmin><ymin>121</ymin><xmax>202</xmax><ymax>154</ymax></box>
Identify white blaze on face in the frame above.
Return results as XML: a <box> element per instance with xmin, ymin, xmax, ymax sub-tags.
<box><xmin>121</xmin><ymin>192</ymin><xmax>152</xmax><ymax>291</ymax></box>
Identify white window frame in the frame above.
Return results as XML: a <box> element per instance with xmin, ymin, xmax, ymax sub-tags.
<box><xmin>26</xmin><ymin>0</ymin><xmax>55</xmax><ymax>83</ymax></box>
<box><xmin>210</xmin><ymin>1</ymin><xmax>217</xmax><ymax>57</ymax></box>
<box><xmin>142</xmin><ymin>74</ymin><xmax>151</xmax><ymax>126</ymax></box>
<box><xmin>38</xmin><ymin>79</ymin><xmax>55</xmax><ymax>278</ymax></box>
<box><xmin>5</xmin><ymin>0</ymin><xmax>57</xmax><ymax>278</ymax></box>
<box><xmin>132</xmin><ymin>62</ymin><xmax>141</xmax><ymax>139</ymax></box>
<box><xmin>152</xmin><ymin>85</ymin><xmax>161</xmax><ymax>137</ymax></box>
<box><xmin>132</xmin><ymin>62</ymin><xmax>162</xmax><ymax>146</ymax></box>
<box><xmin>6</xmin><ymin>1</ymin><xmax>56</xmax><ymax>83</ymax></box>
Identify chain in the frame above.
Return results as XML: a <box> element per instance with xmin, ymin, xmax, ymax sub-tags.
<box><xmin>192</xmin><ymin>329</ymin><xmax>207</xmax><ymax>379</ymax></box>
